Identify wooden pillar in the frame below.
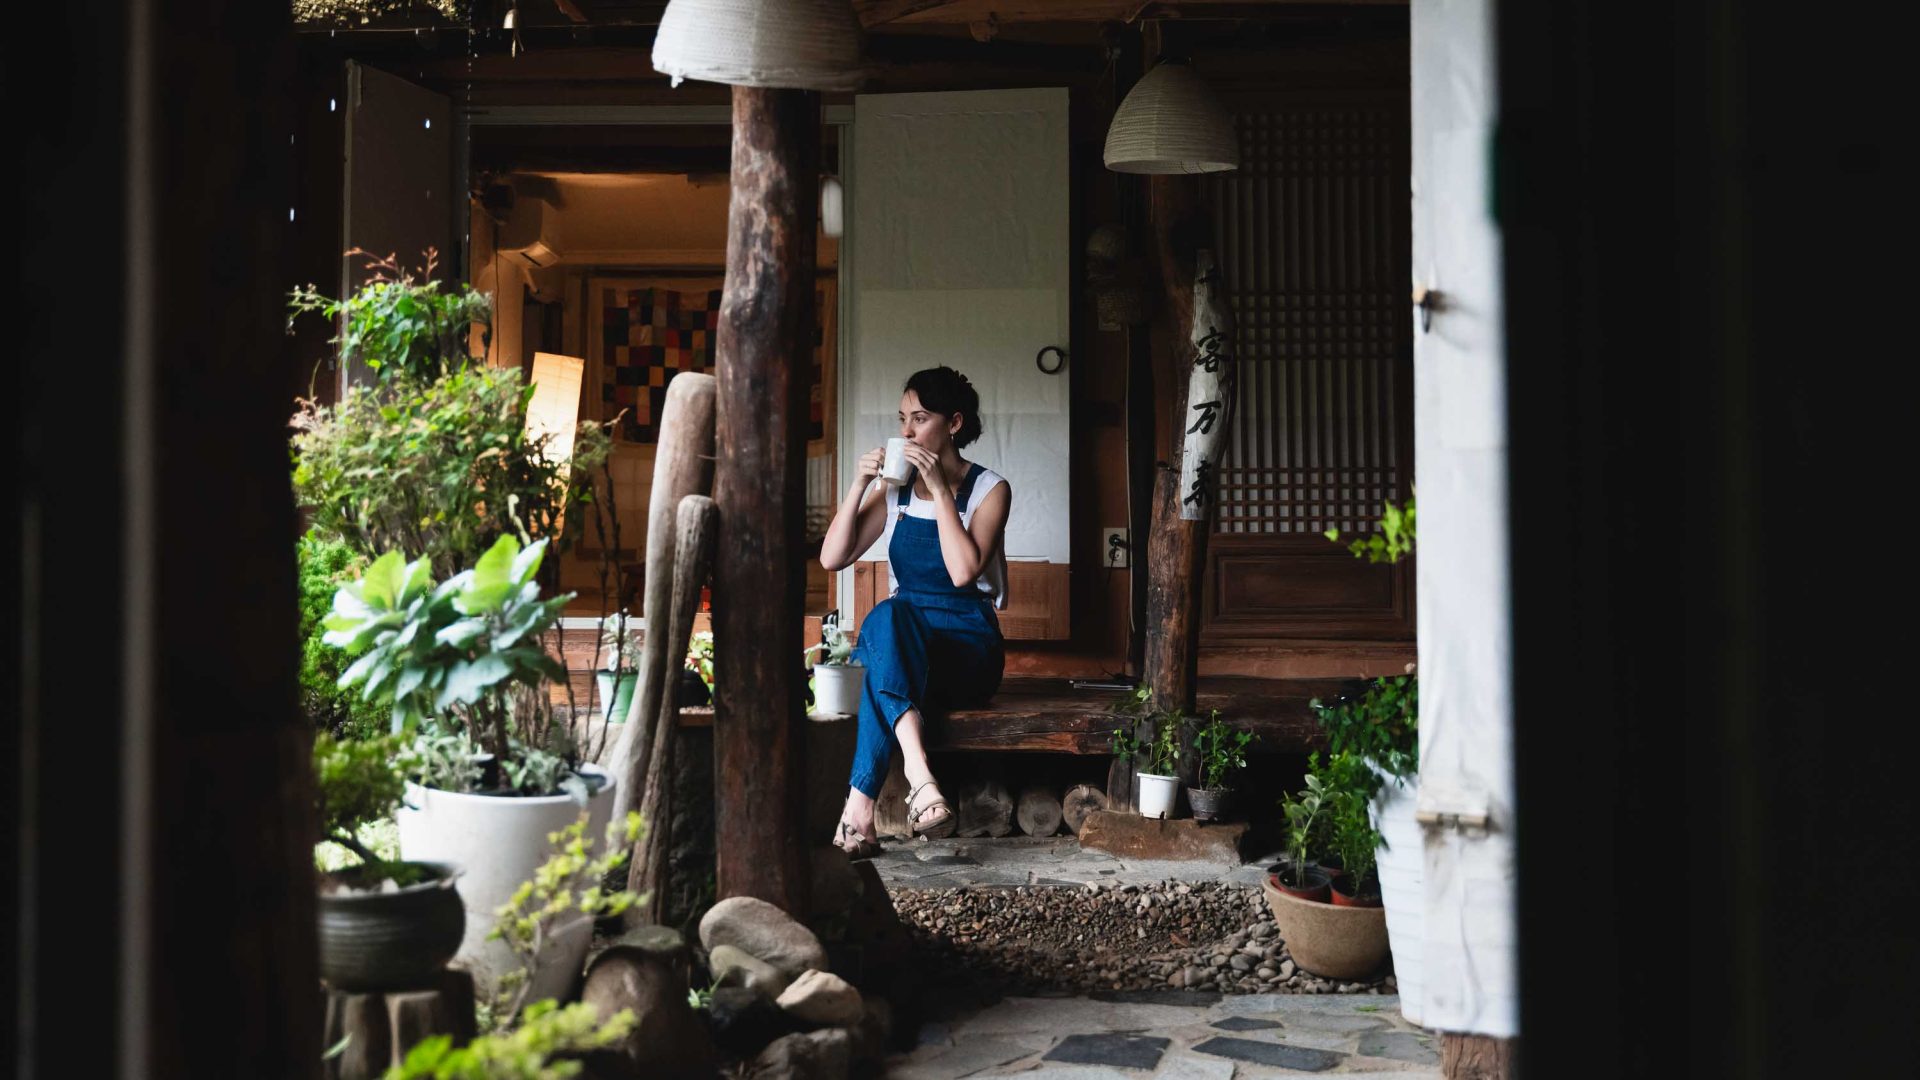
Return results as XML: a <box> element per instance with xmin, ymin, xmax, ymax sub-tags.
<box><xmin>1140</xmin><ymin>174</ymin><xmax>1209</xmax><ymax>717</ymax></box>
<box><xmin>1441</xmin><ymin>1033</ymin><xmax>1518</xmax><ymax>1079</ymax></box>
<box><xmin>712</xmin><ymin>85</ymin><xmax>819</xmax><ymax>912</ymax></box>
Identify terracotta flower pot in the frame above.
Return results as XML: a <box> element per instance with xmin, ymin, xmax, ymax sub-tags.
<box><xmin>1262</xmin><ymin>873</ymin><xmax>1389</xmax><ymax>981</ymax></box>
<box><xmin>1267</xmin><ymin>864</ymin><xmax>1332</xmax><ymax>904</ymax></box>
<box><xmin>1329</xmin><ymin>879</ymin><xmax>1383</xmax><ymax>908</ymax></box>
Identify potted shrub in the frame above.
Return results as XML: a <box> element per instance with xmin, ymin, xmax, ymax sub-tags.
<box><xmin>595</xmin><ymin>613</ymin><xmax>640</xmax><ymax>724</ymax></box>
<box><xmin>1323</xmin><ymin>752</ymin><xmax>1384</xmax><ymax>907</ymax></box>
<box><xmin>323</xmin><ymin>534</ymin><xmax>617</xmax><ymax>1004</ymax></box>
<box><xmin>1260</xmin><ymin>751</ymin><xmax>1390</xmax><ymax>981</ymax></box>
<box><xmin>1109</xmin><ymin>686</ymin><xmax>1189</xmax><ymax>819</ymax></box>
<box><xmin>313</xmin><ymin>731</ymin><xmax>464</xmax><ymax>993</ymax></box>
<box><xmin>1311</xmin><ymin>668</ymin><xmax>1421</xmax><ymax>1017</ymax></box>
<box><xmin>803</xmin><ymin>610</ymin><xmax>863</xmax><ymax>717</ymax></box>
<box><xmin>1188</xmin><ymin>711</ymin><xmax>1254</xmax><ymax>821</ymax></box>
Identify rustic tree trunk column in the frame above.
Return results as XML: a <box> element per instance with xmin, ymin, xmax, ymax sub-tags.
<box><xmin>1141</xmin><ymin>174</ymin><xmax>1209</xmax><ymax>720</ymax></box>
<box><xmin>712</xmin><ymin>85</ymin><xmax>820</xmax><ymax>912</ymax></box>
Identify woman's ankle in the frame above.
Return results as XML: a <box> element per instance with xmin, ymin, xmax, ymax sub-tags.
<box><xmin>903</xmin><ymin>762</ymin><xmax>937</xmax><ymax>791</ymax></box>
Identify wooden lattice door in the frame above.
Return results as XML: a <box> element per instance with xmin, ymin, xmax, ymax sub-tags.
<box><xmin>1199</xmin><ymin>90</ymin><xmax>1414</xmax><ymax>646</ymax></box>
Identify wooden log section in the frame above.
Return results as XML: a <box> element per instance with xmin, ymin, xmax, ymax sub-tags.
<box><xmin>954</xmin><ymin>778</ymin><xmax>1015</xmax><ymax>838</ymax></box>
<box><xmin>1061</xmin><ymin>784</ymin><xmax>1109</xmax><ymax>836</ymax></box>
<box><xmin>1016</xmin><ymin>786</ymin><xmax>1064</xmax><ymax>837</ymax></box>
<box><xmin>628</xmin><ymin>495</ymin><xmax>718</xmax><ymax>923</ymax></box>
<box><xmin>874</xmin><ymin>756</ymin><xmax>912</xmax><ymax>840</ymax></box>
<box><xmin>607</xmin><ymin>372</ymin><xmax>716</xmax><ymax>829</ymax></box>
<box><xmin>712</xmin><ymin>85</ymin><xmax>821</xmax><ymax>912</ymax></box>
<box><xmin>916</xmin><ymin>676</ymin><xmax>1336</xmax><ymax>754</ymax></box>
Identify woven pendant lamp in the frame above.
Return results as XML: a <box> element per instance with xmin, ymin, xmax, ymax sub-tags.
<box><xmin>652</xmin><ymin>0</ymin><xmax>866</xmax><ymax>92</ymax></box>
<box><xmin>1103</xmin><ymin>59</ymin><xmax>1239</xmax><ymax>174</ymax></box>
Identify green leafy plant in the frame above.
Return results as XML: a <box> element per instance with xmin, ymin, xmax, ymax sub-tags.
<box><xmin>382</xmin><ymin>999</ymin><xmax>636</xmax><ymax>1080</ymax></box>
<box><xmin>1109</xmin><ymin>686</ymin><xmax>1190</xmax><ymax>777</ymax></box>
<box><xmin>1191</xmin><ymin>711</ymin><xmax>1254</xmax><ymax>790</ymax></box>
<box><xmin>300</xmin><ymin>533</ymin><xmax>387</xmax><ymax>740</ymax></box>
<box><xmin>1325</xmin><ymin>492</ymin><xmax>1416</xmax><ymax>564</ymax></box>
<box><xmin>1278</xmin><ymin>768</ymin><xmax>1333</xmax><ymax>888</ymax></box>
<box><xmin>687</xmin><ymin>630</ymin><xmax>716</xmax><ymax>691</ymax></box>
<box><xmin>322</xmin><ymin>535</ymin><xmax>593</xmax><ymax>798</ymax></box>
<box><xmin>1309</xmin><ymin>667</ymin><xmax>1419</xmax><ymax>782</ymax></box>
<box><xmin>597</xmin><ymin>614</ymin><xmax>638</xmax><ymax>674</ymax></box>
<box><xmin>1320</xmin><ymin>750</ymin><xmax>1383</xmax><ymax>895</ymax></box>
<box><xmin>291</xmin><ymin>362</ymin><xmax>610</xmax><ymax>582</ymax></box>
<box><xmin>287</xmin><ymin>249</ymin><xmax>492</xmax><ymax>387</ymax></box>
<box><xmin>488</xmin><ymin>811</ymin><xmax>647</xmax><ymax>1026</ymax></box>
<box><xmin>314</xmin><ymin>730</ymin><xmax>416</xmax><ymax>869</ymax></box>
<box><xmin>801</xmin><ymin>609</ymin><xmax>854</xmax><ymax>667</ymax></box>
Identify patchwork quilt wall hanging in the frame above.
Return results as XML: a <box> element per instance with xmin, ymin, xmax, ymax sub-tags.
<box><xmin>598</xmin><ymin>281</ymin><xmax>830</xmax><ymax>444</ymax></box>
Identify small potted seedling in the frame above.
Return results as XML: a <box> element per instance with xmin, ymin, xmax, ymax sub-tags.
<box><xmin>803</xmin><ymin>610</ymin><xmax>864</xmax><ymax>717</ymax></box>
<box><xmin>596</xmin><ymin>613</ymin><xmax>640</xmax><ymax>724</ymax></box>
<box><xmin>1261</xmin><ymin>751</ymin><xmax>1390</xmax><ymax>981</ymax></box>
<box><xmin>1188</xmin><ymin>711</ymin><xmax>1254</xmax><ymax>821</ymax></box>
<box><xmin>1109</xmin><ymin>686</ymin><xmax>1189</xmax><ymax>819</ymax></box>
<box><xmin>682</xmin><ymin>629</ymin><xmax>714</xmax><ymax>707</ymax></box>
<box><xmin>1271</xmin><ymin>768</ymin><xmax>1333</xmax><ymax>901</ymax></box>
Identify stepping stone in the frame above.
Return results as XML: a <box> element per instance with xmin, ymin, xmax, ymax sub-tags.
<box><xmin>1089</xmin><ymin>989</ymin><xmax>1221</xmax><ymax>1007</ymax></box>
<box><xmin>1280</xmin><ymin>1012</ymin><xmax>1389</xmax><ymax>1034</ymax></box>
<box><xmin>1154</xmin><ymin>1055</ymin><xmax>1236</xmax><ymax>1080</ymax></box>
<box><xmin>1192</xmin><ymin>1036</ymin><xmax>1345</xmax><ymax>1072</ymax></box>
<box><xmin>1356</xmin><ymin>1030</ymin><xmax>1441</xmax><ymax>1065</ymax></box>
<box><xmin>1210</xmin><ymin>1016</ymin><xmax>1281</xmax><ymax>1031</ymax></box>
<box><xmin>914</xmin><ymin>853</ymin><xmax>980</xmax><ymax>866</ymax></box>
<box><xmin>1043</xmin><ymin>1033</ymin><xmax>1171</xmax><ymax>1070</ymax></box>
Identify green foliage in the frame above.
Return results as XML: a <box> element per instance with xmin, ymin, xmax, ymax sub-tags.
<box><xmin>597</xmin><ymin>613</ymin><xmax>638</xmax><ymax>674</ymax></box>
<box><xmin>321</xmin><ymin>535</ymin><xmax>582</xmax><ymax>794</ymax></box>
<box><xmin>1192</xmin><ymin>712</ymin><xmax>1255</xmax><ymax>790</ymax></box>
<box><xmin>1319</xmin><ymin>750</ymin><xmax>1383</xmax><ymax>894</ymax></box>
<box><xmin>288</xmin><ymin>250</ymin><xmax>491</xmax><ymax>387</ymax></box>
<box><xmin>381</xmin><ymin>999</ymin><xmax>636</xmax><ymax>1080</ymax></box>
<box><xmin>314</xmin><ymin>731</ymin><xmax>415</xmax><ymax>868</ymax></box>
<box><xmin>687</xmin><ymin>630</ymin><xmax>715</xmax><ymax>692</ymax></box>
<box><xmin>802</xmin><ymin>609</ymin><xmax>855</xmax><ymax>667</ymax></box>
<box><xmin>1309</xmin><ymin>669</ymin><xmax>1419</xmax><ymax>782</ymax></box>
<box><xmin>686</xmin><ymin>981</ymin><xmax>716</xmax><ymax>1011</ymax></box>
<box><xmin>1324</xmin><ymin>492</ymin><xmax>1416</xmax><ymax>564</ymax></box>
<box><xmin>299</xmin><ymin>533</ymin><xmax>387</xmax><ymax>740</ymax></box>
<box><xmin>292</xmin><ymin>363</ymin><xmax>611</xmax><ymax>582</ymax></box>
<box><xmin>1108</xmin><ymin>685</ymin><xmax>1189</xmax><ymax>777</ymax></box>
<box><xmin>488</xmin><ymin>812</ymin><xmax>648</xmax><ymax>1027</ymax></box>
<box><xmin>315</xmin><ymin>817</ymin><xmax>400</xmax><ymax>873</ymax></box>
<box><xmin>1278</xmin><ymin>768</ymin><xmax>1332</xmax><ymax>888</ymax></box>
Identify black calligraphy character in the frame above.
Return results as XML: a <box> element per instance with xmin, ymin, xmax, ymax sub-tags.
<box><xmin>1186</xmin><ymin>399</ymin><xmax>1222</xmax><ymax>436</ymax></box>
<box><xmin>1184</xmin><ymin>458</ymin><xmax>1215</xmax><ymax>508</ymax></box>
<box><xmin>1195</xmin><ymin>328</ymin><xmax>1225</xmax><ymax>372</ymax></box>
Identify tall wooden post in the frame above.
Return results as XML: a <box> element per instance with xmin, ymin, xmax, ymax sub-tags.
<box><xmin>1141</xmin><ymin>175</ymin><xmax>1209</xmax><ymax>718</ymax></box>
<box><xmin>712</xmin><ymin>85</ymin><xmax>819</xmax><ymax>912</ymax></box>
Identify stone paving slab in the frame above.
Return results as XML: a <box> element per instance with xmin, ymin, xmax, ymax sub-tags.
<box><xmin>1190</xmin><ymin>1037</ymin><xmax>1345</xmax><ymax>1072</ymax></box>
<box><xmin>1043</xmin><ymin>1034</ymin><xmax>1172</xmax><ymax>1070</ymax></box>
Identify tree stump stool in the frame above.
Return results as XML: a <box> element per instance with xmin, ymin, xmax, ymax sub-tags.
<box><xmin>322</xmin><ymin>969</ymin><xmax>477</xmax><ymax>1080</ymax></box>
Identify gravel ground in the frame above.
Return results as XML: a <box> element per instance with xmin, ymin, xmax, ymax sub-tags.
<box><xmin>891</xmin><ymin>880</ymin><xmax>1397</xmax><ymax>998</ymax></box>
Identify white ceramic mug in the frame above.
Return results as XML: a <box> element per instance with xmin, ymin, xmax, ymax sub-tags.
<box><xmin>881</xmin><ymin>437</ymin><xmax>914</xmax><ymax>486</ymax></box>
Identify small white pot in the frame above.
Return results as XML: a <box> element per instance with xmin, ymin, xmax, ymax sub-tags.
<box><xmin>811</xmin><ymin>662</ymin><xmax>865</xmax><ymax>717</ymax></box>
<box><xmin>396</xmin><ymin>764</ymin><xmax>616</xmax><ymax>1005</ymax></box>
<box><xmin>1368</xmin><ymin>762</ymin><xmax>1425</xmax><ymax>1026</ymax></box>
<box><xmin>1135</xmin><ymin>772</ymin><xmax>1180</xmax><ymax>819</ymax></box>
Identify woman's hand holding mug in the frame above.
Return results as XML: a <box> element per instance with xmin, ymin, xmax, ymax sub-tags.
<box><xmin>901</xmin><ymin>443</ymin><xmax>948</xmax><ymax>498</ymax></box>
<box><xmin>856</xmin><ymin>445</ymin><xmax>887</xmax><ymax>485</ymax></box>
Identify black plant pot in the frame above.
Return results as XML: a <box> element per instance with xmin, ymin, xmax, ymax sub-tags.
<box><xmin>1186</xmin><ymin>786</ymin><xmax>1232</xmax><ymax>821</ymax></box>
<box><xmin>317</xmin><ymin>861</ymin><xmax>465</xmax><ymax>992</ymax></box>
<box><xmin>679</xmin><ymin>667</ymin><xmax>711</xmax><ymax>707</ymax></box>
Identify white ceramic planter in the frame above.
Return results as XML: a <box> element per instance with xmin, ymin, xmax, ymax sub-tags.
<box><xmin>811</xmin><ymin>662</ymin><xmax>865</xmax><ymax>717</ymax></box>
<box><xmin>1368</xmin><ymin>763</ymin><xmax>1426</xmax><ymax>1026</ymax></box>
<box><xmin>1135</xmin><ymin>772</ymin><xmax>1180</xmax><ymax>819</ymax></box>
<box><xmin>397</xmin><ymin>764</ymin><xmax>616</xmax><ymax>1005</ymax></box>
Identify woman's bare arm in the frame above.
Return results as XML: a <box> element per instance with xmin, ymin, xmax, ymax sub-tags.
<box><xmin>819</xmin><ymin>448</ymin><xmax>892</xmax><ymax>571</ymax></box>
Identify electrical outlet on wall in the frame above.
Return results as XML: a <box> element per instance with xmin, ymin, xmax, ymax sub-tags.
<box><xmin>1103</xmin><ymin>527</ymin><xmax>1129</xmax><ymax>569</ymax></box>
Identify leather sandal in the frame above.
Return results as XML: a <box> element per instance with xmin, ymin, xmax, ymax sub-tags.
<box><xmin>907</xmin><ymin>781</ymin><xmax>956</xmax><ymax>839</ymax></box>
<box><xmin>833</xmin><ymin>817</ymin><xmax>880</xmax><ymax>860</ymax></box>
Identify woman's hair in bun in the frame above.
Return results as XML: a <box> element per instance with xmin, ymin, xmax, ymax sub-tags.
<box><xmin>904</xmin><ymin>366</ymin><xmax>983</xmax><ymax>448</ymax></box>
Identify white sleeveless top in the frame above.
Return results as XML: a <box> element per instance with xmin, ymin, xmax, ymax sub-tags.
<box><xmin>888</xmin><ymin>465</ymin><xmax>1010</xmax><ymax>609</ymax></box>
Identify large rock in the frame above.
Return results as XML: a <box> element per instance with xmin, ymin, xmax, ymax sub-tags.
<box><xmin>849</xmin><ymin>997</ymin><xmax>893</xmax><ymax>1062</ymax></box>
<box><xmin>746</xmin><ymin>1028</ymin><xmax>852</xmax><ymax>1080</ymax></box>
<box><xmin>705</xmin><ymin>985</ymin><xmax>793</xmax><ymax>1059</ymax></box>
<box><xmin>710</xmin><ymin>943</ymin><xmax>792</xmax><ymax>998</ymax></box>
<box><xmin>699</xmin><ymin>896</ymin><xmax>829</xmax><ymax>978</ymax></box>
<box><xmin>775</xmin><ymin>969</ymin><xmax>864</xmax><ymax>1027</ymax></box>
<box><xmin>579</xmin><ymin>944</ymin><xmax>716</xmax><ymax>1080</ymax></box>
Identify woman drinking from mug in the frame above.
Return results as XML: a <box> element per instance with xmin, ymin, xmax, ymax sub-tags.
<box><xmin>817</xmin><ymin>366</ymin><xmax>1011</xmax><ymax>858</ymax></box>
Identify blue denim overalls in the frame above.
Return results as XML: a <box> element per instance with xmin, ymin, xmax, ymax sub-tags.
<box><xmin>847</xmin><ymin>463</ymin><xmax>1006</xmax><ymax>797</ymax></box>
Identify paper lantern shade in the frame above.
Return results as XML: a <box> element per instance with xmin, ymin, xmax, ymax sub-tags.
<box><xmin>652</xmin><ymin>0</ymin><xmax>865</xmax><ymax>92</ymax></box>
<box><xmin>1103</xmin><ymin>61</ymin><xmax>1239</xmax><ymax>175</ymax></box>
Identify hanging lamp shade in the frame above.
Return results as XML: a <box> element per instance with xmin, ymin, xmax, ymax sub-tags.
<box><xmin>1103</xmin><ymin>60</ymin><xmax>1239</xmax><ymax>174</ymax></box>
<box><xmin>651</xmin><ymin>0</ymin><xmax>866</xmax><ymax>92</ymax></box>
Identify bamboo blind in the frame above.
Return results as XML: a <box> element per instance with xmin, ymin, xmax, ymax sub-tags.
<box><xmin>1202</xmin><ymin>105</ymin><xmax>1407</xmax><ymax>535</ymax></box>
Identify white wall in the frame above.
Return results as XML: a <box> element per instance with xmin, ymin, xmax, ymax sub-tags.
<box><xmin>1411</xmin><ymin>0</ymin><xmax>1519</xmax><ymax>1039</ymax></box>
